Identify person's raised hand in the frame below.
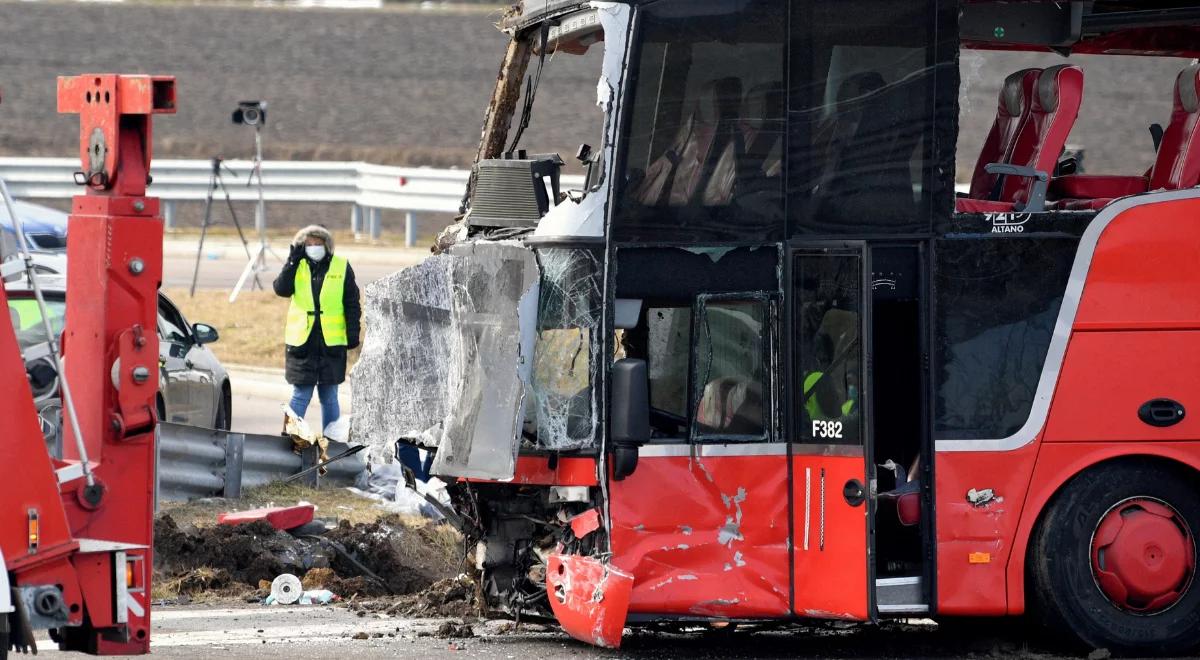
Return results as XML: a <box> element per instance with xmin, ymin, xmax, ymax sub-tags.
<box><xmin>288</xmin><ymin>242</ymin><xmax>305</xmax><ymax>264</ymax></box>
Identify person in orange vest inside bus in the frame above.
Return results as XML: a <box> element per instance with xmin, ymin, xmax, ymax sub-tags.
<box><xmin>273</xmin><ymin>225</ymin><xmax>361</xmax><ymax>434</ymax></box>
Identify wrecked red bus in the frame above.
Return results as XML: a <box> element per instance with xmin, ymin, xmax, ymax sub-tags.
<box><xmin>351</xmin><ymin>1</ymin><xmax>1200</xmax><ymax>654</ymax></box>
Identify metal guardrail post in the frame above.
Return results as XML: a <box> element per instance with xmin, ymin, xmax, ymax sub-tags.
<box><xmin>350</xmin><ymin>203</ymin><xmax>363</xmax><ymax>237</ymax></box>
<box><xmin>223</xmin><ymin>432</ymin><xmax>245</xmax><ymax>499</ymax></box>
<box><xmin>368</xmin><ymin>207</ymin><xmax>382</xmax><ymax>241</ymax></box>
<box><xmin>162</xmin><ymin>200</ymin><xmax>176</xmax><ymax>230</ymax></box>
<box><xmin>405</xmin><ymin>211</ymin><xmax>416</xmax><ymax>247</ymax></box>
<box><xmin>299</xmin><ymin>445</ymin><xmax>321</xmax><ymax>488</ymax></box>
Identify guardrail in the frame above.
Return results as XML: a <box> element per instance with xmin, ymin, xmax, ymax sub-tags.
<box><xmin>156</xmin><ymin>422</ymin><xmax>367</xmax><ymax>501</ymax></box>
<box><xmin>0</xmin><ymin>158</ymin><xmax>585</xmax><ymax>246</ymax></box>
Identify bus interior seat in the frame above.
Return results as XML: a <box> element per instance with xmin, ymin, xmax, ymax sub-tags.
<box><xmin>956</xmin><ymin>64</ymin><xmax>1084</xmax><ymax>213</ymax></box>
<box><xmin>815</xmin><ymin>71</ymin><xmax>928</xmax><ymax>223</ymax></box>
<box><xmin>696</xmin><ymin>376</ymin><xmax>763</xmax><ymax>435</ymax></box>
<box><xmin>1051</xmin><ymin>63</ymin><xmax>1200</xmax><ymax>210</ymax></box>
<box><xmin>632</xmin><ymin>77</ymin><xmax>743</xmax><ymax>206</ymax></box>
<box><xmin>704</xmin><ymin>81</ymin><xmax>786</xmax><ymax>207</ymax></box>
<box><xmin>965</xmin><ymin>68</ymin><xmax>1041</xmax><ymax>200</ymax></box>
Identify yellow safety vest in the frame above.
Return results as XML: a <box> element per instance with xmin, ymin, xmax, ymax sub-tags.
<box><xmin>285</xmin><ymin>256</ymin><xmax>348</xmax><ymax>347</ymax></box>
<box><xmin>9</xmin><ymin>299</ymin><xmax>43</xmax><ymax>330</ymax></box>
<box><xmin>803</xmin><ymin>371</ymin><xmax>855</xmax><ymax>420</ymax></box>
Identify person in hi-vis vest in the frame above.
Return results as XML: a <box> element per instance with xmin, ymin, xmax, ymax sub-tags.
<box><xmin>273</xmin><ymin>225</ymin><xmax>361</xmax><ymax>432</ymax></box>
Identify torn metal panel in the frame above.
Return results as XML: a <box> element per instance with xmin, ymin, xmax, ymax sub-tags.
<box><xmin>432</xmin><ymin>241</ymin><xmax>540</xmax><ymax>480</ymax></box>
<box><xmin>531</xmin><ymin>248</ymin><xmax>601</xmax><ymax>450</ymax></box>
<box><xmin>352</xmin><ymin>241</ymin><xmax>539</xmax><ymax>479</ymax></box>
<box><xmin>546</xmin><ymin>554</ymin><xmax>634</xmax><ymax>649</ymax></box>
<box><xmin>350</xmin><ymin>255</ymin><xmax>455</xmax><ymax>465</ymax></box>
<box><xmin>608</xmin><ymin>452</ymin><xmax>790</xmax><ymax>617</ymax></box>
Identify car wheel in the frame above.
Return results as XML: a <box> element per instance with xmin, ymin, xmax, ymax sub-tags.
<box><xmin>1029</xmin><ymin>460</ymin><xmax>1199</xmax><ymax>656</ymax></box>
<box><xmin>214</xmin><ymin>385</ymin><xmax>232</xmax><ymax>431</ymax></box>
<box><xmin>156</xmin><ymin>394</ymin><xmax>166</xmax><ymax>424</ymax></box>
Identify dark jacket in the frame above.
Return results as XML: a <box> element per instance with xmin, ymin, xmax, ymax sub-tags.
<box><xmin>274</xmin><ymin>252</ymin><xmax>361</xmax><ymax>386</ymax></box>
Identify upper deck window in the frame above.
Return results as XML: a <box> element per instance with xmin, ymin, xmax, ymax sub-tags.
<box><xmin>613</xmin><ymin>0</ymin><xmax>956</xmax><ymax>242</ymax></box>
<box><xmin>615</xmin><ymin>0</ymin><xmax>786</xmax><ymax>242</ymax></box>
<box><xmin>786</xmin><ymin>0</ymin><xmax>956</xmax><ymax>236</ymax></box>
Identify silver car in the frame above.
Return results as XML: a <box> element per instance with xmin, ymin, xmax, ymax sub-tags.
<box><xmin>6</xmin><ymin>276</ymin><xmax>232</xmax><ymax>442</ymax></box>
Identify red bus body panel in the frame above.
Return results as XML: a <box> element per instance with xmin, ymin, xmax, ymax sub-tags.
<box><xmin>936</xmin><ymin>193</ymin><xmax>1200</xmax><ymax>616</ymax></box>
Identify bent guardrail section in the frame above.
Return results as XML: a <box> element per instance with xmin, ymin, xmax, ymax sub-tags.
<box><xmin>157</xmin><ymin>422</ymin><xmax>367</xmax><ymax>501</ymax></box>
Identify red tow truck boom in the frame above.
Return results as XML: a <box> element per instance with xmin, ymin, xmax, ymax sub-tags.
<box><xmin>1</xmin><ymin>74</ymin><xmax>174</xmax><ymax>657</ymax></box>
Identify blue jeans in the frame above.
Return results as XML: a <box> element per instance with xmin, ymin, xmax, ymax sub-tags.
<box><xmin>290</xmin><ymin>383</ymin><xmax>340</xmax><ymax>431</ymax></box>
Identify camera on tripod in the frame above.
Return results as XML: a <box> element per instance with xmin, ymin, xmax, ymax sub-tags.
<box><xmin>231</xmin><ymin>100</ymin><xmax>267</xmax><ymax>126</ymax></box>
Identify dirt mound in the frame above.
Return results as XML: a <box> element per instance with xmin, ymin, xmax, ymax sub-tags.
<box><xmin>325</xmin><ymin>515</ymin><xmax>461</xmax><ymax>596</ymax></box>
<box><xmin>351</xmin><ymin>574</ymin><xmax>481</xmax><ymax>619</ymax></box>
<box><xmin>153</xmin><ymin>513</ymin><xmax>462</xmax><ymax>602</ymax></box>
<box><xmin>155</xmin><ymin>514</ymin><xmax>328</xmax><ymax>586</ymax></box>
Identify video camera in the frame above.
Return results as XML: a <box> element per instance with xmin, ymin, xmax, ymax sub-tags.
<box><xmin>231</xmin><ymin>100</ymin><xmax>267</xmax><ymax>126</ymax></box>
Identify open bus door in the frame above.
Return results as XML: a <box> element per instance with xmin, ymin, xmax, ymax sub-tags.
<box><xmin>789</xmin><ymin>245</ymin><xmax>872</xmax><ymax>620</ymax></box>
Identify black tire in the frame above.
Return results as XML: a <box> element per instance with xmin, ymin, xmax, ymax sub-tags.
<box><xmin>1029</xmin><ymin>460</ymin><xmax>1199</xmax><ymax>656</ymax></box>
<box><xmin>214</xmin><ymin>385</ymin><xmax>231</xmax><ymax>431</ymax></box>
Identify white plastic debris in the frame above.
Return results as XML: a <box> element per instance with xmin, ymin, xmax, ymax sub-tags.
<box><xmin>270</xmin><ymin>573</ymin><xmax>302</xmax><ymax>605</ymax></box>
<box><xmin>323</xmin><ymin>415</ymin><xmax>351</xmax><ymax>443</ymax></box>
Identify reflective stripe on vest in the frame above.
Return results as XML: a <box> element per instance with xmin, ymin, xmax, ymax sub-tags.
<box><xmin>803</xmin><ymin>370</ymin><xmax>856</xmax><ymax>420</ymax></box>
<box><xmin>285</xmin><ymin>255</ymin><xmax>348</xmax><ymax>347</ymax></box>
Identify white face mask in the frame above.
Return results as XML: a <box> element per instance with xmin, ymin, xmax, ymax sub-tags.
<box><xmin>305</xmin><ymin>245</ymin><xmax>327</xmax><ymax>261</ymax></box>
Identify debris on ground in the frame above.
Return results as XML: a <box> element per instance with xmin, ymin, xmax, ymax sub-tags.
<box><xmin>436</xmin><ymin>621</ymin><xmax>475</xmax><ymax>639</ymax></box>
<box><xmin>217</xmin><ymin>504</ymin><xmax>316</xmax><ymax>530</ymax></box>
<box><xmin>349</xmin><ymin>573</ymin><xmax>481</xmax><ymax>621</ymax></box>
<box><xmin>153</xmin><ymin>512</ymin><xmax>462</xmax><ymax>603</ymax></box>
<box><xmin>349</xmin><ymin>462</ymin><xmax>452</xmax><ymax>520</ymax></box>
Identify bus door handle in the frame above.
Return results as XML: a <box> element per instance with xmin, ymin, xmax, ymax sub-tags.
<box><xmin>843</xmin><ymin>479</ymin><xmax>866</xmax><ymax>507</ymax></box>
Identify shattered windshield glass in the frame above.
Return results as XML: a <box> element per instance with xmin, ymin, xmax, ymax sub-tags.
<box><xmin>529</xmin><ymin>248</ymin><xmax>602</xmax><ymax>450</ymax></box>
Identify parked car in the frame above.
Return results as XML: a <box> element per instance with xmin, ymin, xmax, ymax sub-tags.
<box><xmin>0</xmin><ymin>199</ymin><xmax>69</xmax><ymax>275</ymax></box>
<box><xmin>6</xmin><ymin>276</ymin><xmax>232</xmax><ymax>441</ymax></box>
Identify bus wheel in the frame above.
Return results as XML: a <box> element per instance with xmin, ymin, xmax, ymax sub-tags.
<box><xmin>1029</xmin><ymin>461</ymin><xmax>1199</xmax><ymax>656</ymax></box>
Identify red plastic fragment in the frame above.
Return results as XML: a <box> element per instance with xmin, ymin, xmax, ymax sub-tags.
<box><xmin>546</xmin><ymin>554</ymin><xmax>634</xmax><ymax>649</ymax></box>
<box><xmin>569</xmin><ymin>508</ymin><xmax>602</xmax><ymax>539</ymax></box>
<box><xmin>217</xmin><ymin>504</ymin><xmax>315</xmax><ymax>530</ymax></box>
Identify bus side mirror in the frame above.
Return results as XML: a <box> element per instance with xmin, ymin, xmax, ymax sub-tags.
<box><xmin>611</xmin><ymin>358</ymin><xmax>649</xmax><ymax>481</ymax></box>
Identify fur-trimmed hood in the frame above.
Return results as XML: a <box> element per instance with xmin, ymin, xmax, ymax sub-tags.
<box><xmin>292</xmin><ymin>225</ymin><xmax>335</xmax><ymax>254</ymax></box>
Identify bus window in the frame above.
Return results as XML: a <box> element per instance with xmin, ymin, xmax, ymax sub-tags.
<box><xmin>692</xmin><ymin>297</ymin><xmax>770</xmax><ymax>440</ymax></box>
<box><xmin>933</xmin><ymin>236</ymin><xmax>1076</xmax><ymax>440</ymax></box>
<box><xmin>793</xmin><ymin>252</ymin><xmax>864</xmax><ymax>445</ymax></box>
<box><xmin>787</xmin><ymin>0</ymin><xmax>956</xmax><ymax>235</ymax></box>
<box><xmin>616</xmin><ymin>0</ymin><xmax>785</xmax><ymax>242</ymax></box>
<box><xmin>647</xmin><ymin>306</ymin><xmax>691</xmax><ymax>424</ymax></box>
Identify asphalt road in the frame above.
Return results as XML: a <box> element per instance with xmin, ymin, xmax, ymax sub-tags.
<box><xmin>28</xmin><ymin>603</ymin><xmax>1094</xmax><ymax>659</ymax></box>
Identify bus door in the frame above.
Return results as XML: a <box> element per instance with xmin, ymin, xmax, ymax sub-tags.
<box><xmin>789</xmin><ymin>245</ymin><xmax>872</xmax><ymax>620</ymax></box>
<box><xmin>609</xmin><ymin>293</ymin><xmax>792</xmax><ymax>619</ymax></box>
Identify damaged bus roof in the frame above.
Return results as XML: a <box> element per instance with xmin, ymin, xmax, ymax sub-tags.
<box><xmin>505</xmin><ymin>1</ymin><xmax>1200</xmax><ymax>58</ymax></box>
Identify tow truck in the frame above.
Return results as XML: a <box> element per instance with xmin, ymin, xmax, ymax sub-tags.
<box><xmin>2</xmin><ymin>74</ymin><xmax>174</xmax><ymax>657</ymax></box>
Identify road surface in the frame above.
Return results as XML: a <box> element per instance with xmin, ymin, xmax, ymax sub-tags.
<box><xmin>31</xmin><ymin>603</ymin><xmax>1078</xmax><ymax>659</ymax></box>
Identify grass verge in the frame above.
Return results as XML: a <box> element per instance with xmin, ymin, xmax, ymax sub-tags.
<box><xmin>162</xmin><ymin>287</ymin><xmax>361</xmax><ymax>370</ymax></box>
<box><xmin>159</xmin><ymin>482</ymin><xmax>399</xmax><ymax>528</ymax></box>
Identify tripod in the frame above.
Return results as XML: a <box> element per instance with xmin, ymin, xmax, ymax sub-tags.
<box><xmin>189</xmin><ymin>156</ymin><xmax>260</xmax><ymax>297</ymax></box>
<box><xmin>230</xmin><ymin>123</ymin><xmax>279</xmax><ymax>303</ymax></box>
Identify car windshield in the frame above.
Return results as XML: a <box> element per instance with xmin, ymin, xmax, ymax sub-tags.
<box><xmin>7</xmin><ymin>295</ymin><xmax>66</xmax><ymax>351</ymax></box>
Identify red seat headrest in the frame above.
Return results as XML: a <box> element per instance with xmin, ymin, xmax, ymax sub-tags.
<box><xmin>999</xmin><ymin>67</ymin><xmax>1039</xmax><ymax>118</ymax></box>
<box><xmin>1032</xmin><ymin>64</ymin><xmax>1083</xmax><ymax>114</ymax></box>
<box><xmin>1175</xmin><ymin>63</ymin><xmax>1200</xmax><ymax>114</ymax></box>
